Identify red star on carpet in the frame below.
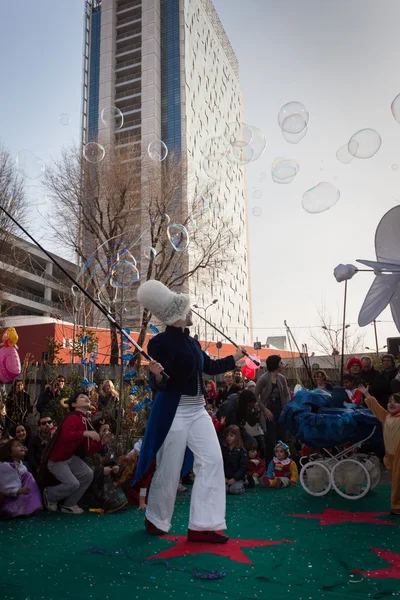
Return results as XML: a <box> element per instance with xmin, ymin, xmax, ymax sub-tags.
<box><xmin>290</xmin><ymin>508</ymin><xmax>397</xmax><ymax>527</ymax></box>
<box><xmin>355</xmin><ymin>548</ymin><xmax>400</xmax><ymax>579</ymax></box>
<box><xmin>148</xmin><ymin>535</ymin><xmax>293</xmax><ymax>564</ymax></box>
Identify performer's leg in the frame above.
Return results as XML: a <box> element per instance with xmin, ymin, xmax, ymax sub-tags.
<box><xmin>145</xmin><ymin>406</ymin><xmax>189</xmax><ymax>532</ymax></box>
<box><xmin>229</xmin><ymin>480</ymin><xmax>245</xmax><ymax>495</ymax></box>
<box><xmin>187</xmin><ymin>407</ymin><xmax>226</xmax><ymax>532</ymax></box>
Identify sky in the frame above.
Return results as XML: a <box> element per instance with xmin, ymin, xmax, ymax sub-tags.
<box><xmin>1</xmin><ymin>0</ymin><xmax>400</xmax><ymax>354</ymax></box>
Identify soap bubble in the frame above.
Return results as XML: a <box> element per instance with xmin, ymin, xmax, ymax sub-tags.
<box><xmin>246</xmin><ymin>126</ymin><xmax>267</xmax><ymax>162</ymax></box>
<box><xmin>226</xmin><ymin>143</ymin><xmax>255</xmax><ymax>165</ymax></box>
<box><xmin>101</xmin><ymin>106</ymin><xmax>124</xmax><ymax>130</ymax></box>
<box><xmin>336</xmin><ymin>140</ymin><xmax>359</xmax><ymax>164</ymax></box>
<box><xmin>153</xmin><ymin>213</ymin><xmax>171</xmax><ymax>226</ymax></box>
<box><xmin>223</xmin><ymin>122</ymin><xmax>253</xmax><ymax>147</ymax></box>
<box><xmin>59</xmin><ymin>113</ymin><xmax>71</xmax><ymax>126</ymax></box>
<box><xmin>167</xmin><ymin>223</ymin><xmax>189</xmax><ymax>252</ymax></box>
<box><xmin>148</xmin><ymin>140</ymin><xmax>168</xmax><ymax>162</ymax></box>
<box><xmin>252</xmin><ymin>190</ymin><xmax>262</xmax><ymax>200</ymax></box>
<box><xmin>391</xmin><ymin>93</ymin><xmax>400</xmax><ymax>123</ymax></box>
<box><xmin>16</xmin><ymin>150</ymin><xmax>46</xmax><ymax>180</ymax></box>
<box><xmin>392</xmin><ymin>164</ymin><xmax>399</xmax><ymax>170</ymax></box>
<box><xmin>348</xmin><ymin>129</ymin><xmax>381</xmax><ymax>159</ymax></box>
<box><xmin>110</xmin><ymin>259</ymin><xmax>139</xmax><ymax>288</ymax></box>
<box><xmin>272</xmin><ymin>158</ymin><xmax>299</xmax><ymax>184</ymax></box>
<box><xmin>302</xmin><ymin>182</ymin><xmax>340</xmax><ymax>214</ymax></box>
<box><xmin>259</xmin><ymin>172</ymin><xmax>267</xmax><ymax>181</ymax></box>
<box><xmin>202</xmin><ymin>157</ymin><xmax>227</xmax><ymax>181</ymax></box>
<box><xmin>278</xmin><ymin>102</ymin><xmax>309</xmax><ymax>133</ymax></box>
<box><xmin>144</xmin><ymin>247</ymin><xmax>157</xmax><ymax>259</ymax></box>
<box><xmin>252</xmin><ymin>207</ymin><xmax>262</xmax><ymax>217</ymax></box>
<box><xmin>83</xmin><ymin>142</ymin><xmax>105</xmax><ymax>164</ymax></box>
<box><xmin>281</xmin><ymin>127</ymin><xmax>308</xmax><ymax>145</ymax></box>
<box><xmin>201</xmin><ymin>137</ymin><xmax>228</xmax><ymax>161</ymax></box>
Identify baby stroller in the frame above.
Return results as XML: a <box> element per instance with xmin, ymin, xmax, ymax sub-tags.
<box><xmin>280</xmin><ymin>389</ymin><xmax>383</xmax><ymax>500</ymax></box>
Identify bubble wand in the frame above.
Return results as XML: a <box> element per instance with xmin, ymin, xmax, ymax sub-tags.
<box><xmin>191</xmin><ymin>308</ymin><xmax>260</xmax><ymax>366</ymax></box>
<box><xmin>0</xmin><ymin>205</ymin><xmax>170</xmax><ymax>380</ymax></box>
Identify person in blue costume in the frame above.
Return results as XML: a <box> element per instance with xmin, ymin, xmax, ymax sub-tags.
<box><xmin>134</xmin><ymin>280</ymin><xmax>245</xmax><ymax>544</ymax></box>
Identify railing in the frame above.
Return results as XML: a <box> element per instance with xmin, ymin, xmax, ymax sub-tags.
<box><xmin>115</xmin><ymin>74</ymin><xmax>141</xmax><ymax>85</ymax></box>
<box><xmin>116</xmin><ymin>41</ymin><xmax>141</xmax><ymax>56</ymax></box>
<box><xmin>0</xmin><ymin>256</ymin><xmax>46</xmax><ymax>278</ymax></box>
<box><xmin>116</xmin><ymin>29</ymin><xmax>142</xmax><ymax>42</ymax></box>
<box><xmin>115</xmin><ymin>89</ymin><xmax>141</xmax><ymax>101</ymax></box>
<box><xmin>117</xmin><ymin>2</ymin><xmax>142</xmax><ymax>16</ymax></box>
<box><xmin>116</xmin><ymin>57</ymin><xmax>141</xmax><ymax>70</ymax></box>
<box><xmin>116</xmin><ymin>16</ymin><xmax>141</xmax><ymax>27</ymax></box>
<box><xmin>6</xmin><ymin>287</ymin><xmax>64</xmax><ymax>311</ymax></box>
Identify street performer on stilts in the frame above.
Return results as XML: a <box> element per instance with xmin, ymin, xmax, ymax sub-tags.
<box><xmin>133</xmin><ymin>280</ymin><xmax>245</xmax><ymax>543</ymax></box>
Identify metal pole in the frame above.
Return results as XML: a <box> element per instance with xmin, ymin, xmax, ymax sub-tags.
<box><xmin>373</xmin><ymin>320</ymin><xmax>379</xmax><ymax>355</ymax></box>
<box><xmin>340</xmin><ymin>280</ymin><xmax>348</xmax><ymax>384</ymax></box>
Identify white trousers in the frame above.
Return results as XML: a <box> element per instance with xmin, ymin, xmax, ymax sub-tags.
<box><xmin>146</xmin><ymin>403</ymin><xmax>226</xmax><ymax>532</ymax></box>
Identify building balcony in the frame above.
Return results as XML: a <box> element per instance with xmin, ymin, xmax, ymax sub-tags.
<box><xmin>116</xmin><ymin>2</ymin><xmax>141</xmax><ymax>18</ymax></box>
<box><xmin>116</xmin><ymin>29</ymin><xmax>142</xmax><ymax>43</ymax></box>
<box><xmin>115</xmin><ymin>89</ymin><xmax>142</xmax><ymax>102</ymax></box>
<box><xmin>115</xmin><ymin>74</ymin><xmax>141</xmax><ymax>87</ymax></box>
<box><xmin>115</xmin><ymin>97</ymin><xmax>141</xmax><ymax>113</ymax></box>
<box><xmin>3</xmin><ymin>288</ymin><xmax>64</xmax><ymax>313</ymax></box>
<box><xmin>116</xmin><ymin>41</ymin><xmax>141</xmax><ymax>59</ymax></box>
<box><xmin>116</xmin><ymin>18</ymin><xmax>141</xmax><ymax>36</ymax></box>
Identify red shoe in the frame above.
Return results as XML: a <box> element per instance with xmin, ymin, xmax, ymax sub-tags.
<box><xmin>262</xmin><ymin>476</ymin><xmax>271</xmax><ymax>488</ymax></box>
<box><xmin>187</xmin><ymin>529</ymin><xmax>229</xmax><ymax>544</ymax></box>
<box><xmin>145</xmin><ymin>517</ymin><xmax>166</xmax><ymax>536</ymax></box>
<box><xmin>275</xmin><ymin>478</ymin><xmax>283</xmax><ymax>489</ymax></box>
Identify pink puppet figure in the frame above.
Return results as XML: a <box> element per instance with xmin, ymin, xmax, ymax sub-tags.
<box><xmin>0</xmin><ymin>328</ymin><xmax>21</xmax><ymax>384</ymax></box>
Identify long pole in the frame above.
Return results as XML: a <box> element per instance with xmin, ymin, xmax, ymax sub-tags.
<box><xmin>284</xmin><ymin>321</ymin><xmax>314</xmax><ymax>387</ymax></box>
<box><xmin>192</xmin><ymin>308</ymin><xmax>260</xmax><ymax>366</ymax></box>
<box><xmin>340</xmin><ymin>280</ymin><xmax>348</xmax><ymax>384</ymax></box>
<box><xmin>0</xmin><ymin>205</ymin><xmax>169</xmax><ymax>380</ymax></box>
<box><xmin>373</xmin><ymin>320</ymin><xmax>379</xmax><ymax>355</ymax></box>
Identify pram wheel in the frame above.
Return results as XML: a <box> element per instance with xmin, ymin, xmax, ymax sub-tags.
<box><xmin>300</xmin><ymin>461</ymin><xmax>332</xmax><ymax>497</ymax></box>
<box><xmin>331</xmin><ymin>458</ymin><xmax>371</xmax><ymax>500</ymax></box>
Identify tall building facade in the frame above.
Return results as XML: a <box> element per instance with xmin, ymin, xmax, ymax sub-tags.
<box><xmin>82</xmin><ymin>0</ymin><xmax>252</xmax><ymax>344</ymax></box>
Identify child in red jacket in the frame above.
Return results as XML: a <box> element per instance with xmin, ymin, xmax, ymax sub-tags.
<box><xmin>245</xmin><ymin>441</ymin><xmax>266</xmax><ymax>487</ymax></box>
<box><xmin>43</xmin><ymin>391</ymin><xmax>111</xmax><ymax>514</ymax></box>
<box><xmin>206</xmin><ymin>404</ymin><xmax>226</xmax><ymax>433</ymax></box>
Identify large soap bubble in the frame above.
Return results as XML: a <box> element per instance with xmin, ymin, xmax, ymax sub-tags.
<box><xmin>222</xmin><ymin>122</ymin><xmax>266</xmax><ymax>165</ymax></box>
<box><xmin>282</xmin><ymin>127</ymin><xmax>308</xmax><ymax>145</ymax></box>
<box><xmin>110</xmin><ymin>259</ymin><xmax>139</xmax><ymax>288</ymax></box>
<box><xmin>336</xmin><ymin>140</ymin><xmax>359</xmax><ymax>164</ymax></box>
<box><xmin>16</xmin><ymin>150</ymin><xmax>46</xmax><ymax>180</ymax></box>
<box><xmin>347</xmin><ymin>129</ymin><xmax>381</xmax><ymax>159</ymax></box>
<box><xmin>148</xmin><ymin>140</ymin><xmax>168</xmax><ymax>162</ymax></box>
<box><xmin>302</xmin><ymin>182</ymin><xmax>340</xmax><ymax>214</ymax></box>
<box><xmin>101</xmin><ymin>106</ymin><xmax>124</xmax><ymax>130</ymax></box>
<box><xmin>391</xmin><ymin>93</ymin><xmax>400</xmax><ymax>123</ymax></box>
<box><xmin>278</xmin><ymin>102</ymin><xmax>309</xmax><ymax>133</ymax></box>
<box><xmin>201</xmin><ymin>136</ymin><xmax>228</xmax><ymax>161</ymax></box>
<box><xmin>59</xmin><ymin>113</ymin><xmax>71</xmax><ymax>126</ymax></box>
<box><xmin>83</xmin><ymin>142</ymin><xmax>105</xmax><ymax>164</ymax></box>
<box><xmin>252</xmin><ymin>206</ymin><xmax>262</xmax><ymax>217</ymax></box>
<box><xmin>271</xmin><ymin>158</ymin><xmax>299</xmax><ymax>184</ymax></box>
<box><xmin>167</xmin><ymin>223</ymin><xmax>189</xmax><ymax>252</ymax></box>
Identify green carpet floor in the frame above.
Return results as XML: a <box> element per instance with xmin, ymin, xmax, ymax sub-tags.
<box><xmin>1</xmin><ymin>485</ymin><xmax>399</xmax><ymax>600</ymax></box>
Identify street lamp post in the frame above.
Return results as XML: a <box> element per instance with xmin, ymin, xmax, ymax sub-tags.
<box><xmin>193</xmin><ymin>299</ymin><xmax>218</xmax><ymax>350</ymax></box>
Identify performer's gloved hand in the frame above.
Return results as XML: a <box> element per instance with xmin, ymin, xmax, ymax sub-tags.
<box><xmin>148</xmin><ymin>360</ymin><xmax>165</xmax><ymax>384</ymax></box>
<box><xmin>233</xmin><ymin>347</ymin><xmax>246</xmax><ymax>362</ymax></box>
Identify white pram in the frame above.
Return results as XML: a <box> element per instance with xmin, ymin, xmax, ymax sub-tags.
<box><xmin>299</xmin><ymin>426</ymin><xmax>380</xmax><ymax>500</ymax></box>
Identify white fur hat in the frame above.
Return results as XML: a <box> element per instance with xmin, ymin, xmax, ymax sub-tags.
<box><xmin>137</xmin><ymin>280</ymin><xmax>190</xmax><ymax>326</ymax></box>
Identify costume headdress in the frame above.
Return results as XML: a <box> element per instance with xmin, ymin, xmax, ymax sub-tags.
<box><xmin>137</xmin><ymin>280</ymin><xmax>190</xmax><ymax>326</ymax></box>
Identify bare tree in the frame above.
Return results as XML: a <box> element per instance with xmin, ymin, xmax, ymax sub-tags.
<box><xmin>0</xmin><ymin>143</ymin><xmax>27</xmax><ymax>319</ymax></box>
<box><xmin>45</xmin><ymin>141</ymin><xmax>239</xmax><ymax>364</ymax></box>
<box><xmin>308</xmin><ymin>304</ymin><xmax>366</xmax><ymax>377</ymax></box>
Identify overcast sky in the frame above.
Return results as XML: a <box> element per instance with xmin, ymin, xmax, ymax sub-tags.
<box><xmin>1</xmin><ymin>0</ymin><xmax>400</xmax><ymax>354</ymax></box>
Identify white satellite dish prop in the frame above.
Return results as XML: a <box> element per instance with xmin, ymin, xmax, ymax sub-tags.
<box><xmin>333</xmin><ymin>206</ymin><xmax>400</xmax><ymax>334</ymax></box>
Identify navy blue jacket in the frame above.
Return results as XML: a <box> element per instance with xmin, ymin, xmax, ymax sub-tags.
<box><xmin>222</xmin><ymin>446</ymin><xmax>248</xmax><ymax>481</ymax></box>
<box><xmin>133</xmin><ymin>327</ymin><xmax>236</xmax><ymax>484</ymax></box>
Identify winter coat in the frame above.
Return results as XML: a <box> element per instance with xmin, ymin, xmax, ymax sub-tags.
<box><xmin>217</xmin><ymin>393</ymin><xmax>239</xmax><ymax>426</ymax></box>
<box><xmin>254</xmin><ymin>372</ymin><xmax>291</xmax><ymax>431</ymax></box>
<box><xmin>222</xmin><ymin>446</ymin><xmax>248</xmax><ymax>481</ymax></box>
<box><xmin>371</xmin><ymin>367</ymin><xmax>398</xmax><ymax>409</ymax></box>
<box><xmin>247</xmin><ymin>456</ymin><xmax>266</xmax><ymax>477</ymax></box>
<box><xmin>36</xmin><ymin>388</ymin><xmax>60</xmax><ymax>416</ymax></box>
